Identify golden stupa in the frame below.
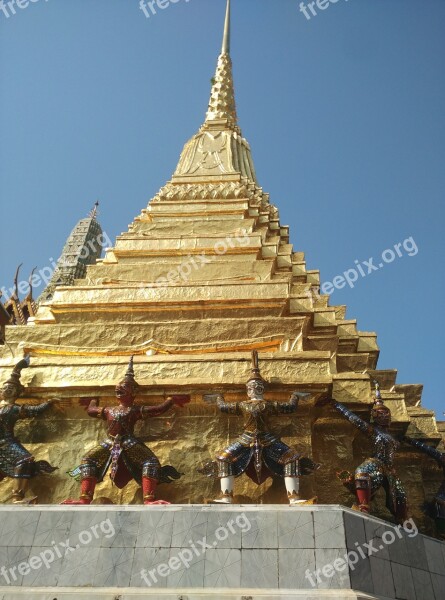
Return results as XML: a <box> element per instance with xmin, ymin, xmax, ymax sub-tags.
<box><xmin>0</xmin><ymin>0</ymin><xmax>442</xmax><ymax>532</ymax></box>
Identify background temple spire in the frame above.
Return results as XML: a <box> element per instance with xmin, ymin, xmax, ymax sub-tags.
<box><xmin>38</xmin><ymin>205</ymin><xmax>104</xmax><ymax>304</ymax></box>
<box><xmin>89</xmin><ymin>201</ymin><xmax>100</xmax><ymax>219</ymax></box>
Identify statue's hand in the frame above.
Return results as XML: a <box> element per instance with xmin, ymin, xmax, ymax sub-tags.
<box><xmin>48</xmin><ymin>397</ymin><xmax>61</xmax><ymax>405</ymax></box>
<box><xmin>169</xmin><ymin>395</ymin><xmax>191</xmax><ymax>408</ymax></box>
<box><xmin>290</xmin><ymin>391</ymin><xmax>311</xmax><ymax>401</ymax></box>
<box><xmin>45</xmin><ymin>397</ymin><xmax>67</xmax><ymax>415</ymax></box>
<box><xmin>79</xmin><ymin>397</ymin><xmax>99</xmax><ymax>409</ymax></box>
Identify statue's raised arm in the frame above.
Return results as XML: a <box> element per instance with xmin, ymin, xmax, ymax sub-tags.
<box><xmin>272</xmin><ymin>391</ymin><xmax>312</xmax><ymax>415</ymax></box>
<box><xmin>216</xmin><ymin>394</ymin><xmax>240</xmax><ymax>415</ymax></box>
<box><xmin>331</xmin><ymin>399</ymin><xmax>374</xmax><ymax>436</ymax></box>
<box><xmin>402</xmin><ymin>435</ymin><xmax>445</xmax><ymax>465</ymax></box>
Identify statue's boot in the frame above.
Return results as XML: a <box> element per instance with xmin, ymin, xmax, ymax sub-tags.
<box><xmin>353</xmin><ymin>473</ymin><xmax>371</xmax><ymax>514</ymax></box>
<box><xmin>211</xmin><ymin>491</ymin><xmax>234</xmax><ymax>504</ymax></box>
<box><xmin>142</xmin><ymin>476</ymin><xmax>170</xmax><ymax>505</ymax></box>
<box><xmin>61</xmin><ymin>476</ymin><xmax>96</xmax><ymax>505</ymax></box>
<box><xmin>288</xmin><ymin>492</ymin><xmax>317</xmax><ymax>506</ymax></box>
<box><xmin>353</xmin><ymin>487</ymin><xmax>371</xmax><ymax>514</ymax></box>
<box><xmin>436</xmin><ymin>518</ymin><xmax>445</xmax><ymax>540</ymax></box>
<box><xmin>394</xmin><ymin>498</ymin><xmax>409</xmax><ymax>525</ymax></box>
<box><xmin>11</xmin><ymin>489</ymin><xmax>37</xmax><ymax>505</ymax></box>
<box><xmin>211</xmin><ymin>476</ymin><xmax>234</xmax><ymax>504</ymax></box>
<box><xmin>285</xmin><ymin>476</ymin><xmax>317</xmax><ymax>506</ymax></box>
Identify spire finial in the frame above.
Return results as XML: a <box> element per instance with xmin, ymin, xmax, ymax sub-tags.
<box><xmin>89</xmin><ymin>201</ymin><xmax>99</xmax><ymax>219</ymax></box>
<box><xmin>205</xmin><ymin>0</ymin><xmax>237</xmax><ymax>127</ymax></box>
<box><xmin>221</xmin><ymin>0</ymin><xmax>231</xmax><ymax>55</ymax></box>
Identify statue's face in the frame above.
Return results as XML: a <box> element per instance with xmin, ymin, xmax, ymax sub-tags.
<box><xmin>246</xmin><ymin>380</ymin><xmax>265</xmax><ymax>400</ymax></box>
<box><xmin>115</xmin><ymin>382</ymin><xmax>136</xmax><ymax>406</ymax></box>
<box><xmin>1</xmin><ymin>383</ymin><xmax>19</xmax><ymax>404</ymax></box>
<box><xmin>372</xmin><ymin>408</ymin><xmax>391</xmax><ymax>428</ymax></box>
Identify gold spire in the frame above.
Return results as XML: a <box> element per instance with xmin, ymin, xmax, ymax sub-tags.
<box><xmin>174</xmin><ymin>0</ymin><xmax>257</xmax><ymax>183</ymax></box>
<box><xmin>221</xmin><ymin>0</ymin><xmax>230</xmax><ymax>54</ymax></box>
<box><xmin>205</xmin><ymin>0</ymin><xmax>237</xmax><ymax>128</ymax></box>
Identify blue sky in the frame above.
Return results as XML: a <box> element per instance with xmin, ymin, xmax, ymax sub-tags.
<box><xmin>0</xmin><ymin>0</ymin><xmax>444</xmax><ymax>419</ymax></box>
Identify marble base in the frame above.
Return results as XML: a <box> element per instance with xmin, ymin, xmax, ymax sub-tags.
<box><xmin>0</xmin><ymin>504</ymin><xmax>442</xmax><ymax>600</ymax></box>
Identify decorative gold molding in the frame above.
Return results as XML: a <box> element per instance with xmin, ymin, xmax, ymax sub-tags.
<box><xmin>24</xmin><ymin>338</ymin><xmax>282</xmax><ymax>358</ymax></box>
<box><xmin>49</xmin><ymin>300</ymin><xmax>285</xmax><ymax>314</ymax></box>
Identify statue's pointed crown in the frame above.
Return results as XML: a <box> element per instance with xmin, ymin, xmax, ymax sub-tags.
<box><xmin>120</xmin><ymin>356</ymin><xmax>139</xmax><ymax>388</ymax></box>
<box><xmin>3</xmin><ymin>355</ymin><xmax>30</xmax><ymax>395</ymax></box>
<box><xmin>371</xmin><ymin>380</ymin><xmax>391</xmax><ymax>418</ymax></box>
<box><xmin>247</xmin><ymin>350</ymin><xmax>267</xmax><ymax>385</ymax></box>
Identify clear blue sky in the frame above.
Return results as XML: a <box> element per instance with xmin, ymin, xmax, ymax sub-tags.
<box><xmin>1</xmin><ymin>0</ymin><xmax>444</xmax><ymax>419</ymax></box>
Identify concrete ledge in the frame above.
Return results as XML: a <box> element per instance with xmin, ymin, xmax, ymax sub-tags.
<box><xmin>0</xmin><ymin>588</ymin><xmax>390</xmax><ymax>600</ymax></box>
